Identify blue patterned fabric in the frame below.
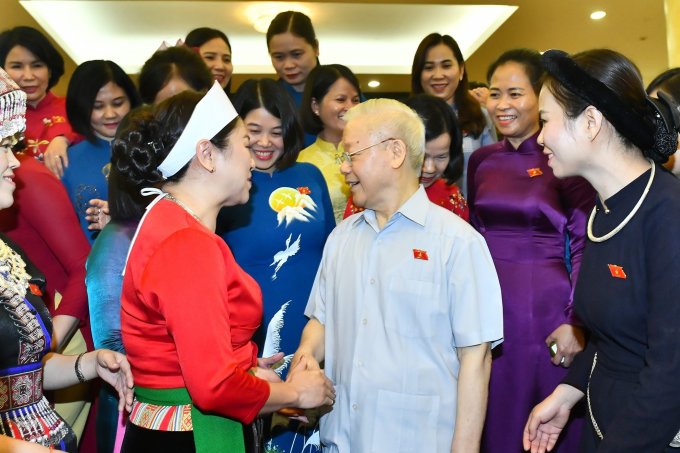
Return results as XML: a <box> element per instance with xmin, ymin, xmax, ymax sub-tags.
<box><xmin>218</xmin><ymin>163</ymin><xmax>334</xmax><ymax>453</ymax></box>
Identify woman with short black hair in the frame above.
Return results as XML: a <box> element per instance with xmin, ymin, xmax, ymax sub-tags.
<box><xmin>0</xmin><ymin>26</ymin><xmax>79</xmax><ymax>176</ymax></box>
<box><xmin>62</xmin><ymin>59</ymin><xmax>141</xmax><ymax>243</ymax></box>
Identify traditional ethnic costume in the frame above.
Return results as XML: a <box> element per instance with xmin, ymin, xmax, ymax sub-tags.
<box><xmin>120</xmin><ymin>83</ymin><xmax>271</xmax><ymax>452</ymax></box>
<box><xmin>0</xmin><ymin>235</ymin><xmax>77</xmax><ymax>452</ymax></box>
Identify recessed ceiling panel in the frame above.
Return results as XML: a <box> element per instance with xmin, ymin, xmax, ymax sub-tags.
<box><xmin>20</xmin><ymin>1</ymin><xmax>517</xmax><ymax>74</ymax></box>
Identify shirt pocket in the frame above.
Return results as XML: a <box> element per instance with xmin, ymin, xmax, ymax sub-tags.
<box><xmin>371</xmin><ymin>389</ymin><xmax>440</xmax><ymax>452</ymax></box>
<box><xmin>385</xmin><ymin>278</ymin><xmax>440</xmax><ymax>338</ymax></box>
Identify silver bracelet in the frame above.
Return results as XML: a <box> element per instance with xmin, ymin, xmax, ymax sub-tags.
<box><xmin>75</xmin><ymin>352</ymin><xmax>86</xmax><ymax>383</ymax></box>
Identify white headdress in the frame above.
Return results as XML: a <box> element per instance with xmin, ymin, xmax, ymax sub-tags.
<box><xmin>157</xmin><ymin>81</ymin><xmax>238</xmax><ymax>178</ymax></box>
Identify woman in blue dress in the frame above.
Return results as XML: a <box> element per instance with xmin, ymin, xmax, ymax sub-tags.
<box><xmin>217</xmin><ymin>78</ymin><xmax>334</xmax><ymax>453</ymax></box>
<box><xmin>61</xmin><ymin>60</ymin><xmax>140</xmax><ymax>243</ymax></box>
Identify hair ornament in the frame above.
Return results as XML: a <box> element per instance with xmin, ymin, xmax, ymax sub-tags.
<box><xmin>147</xmin><ymin>140</ymin><xmax>162</xmax><ymax>153</ymax></box>
<box><xmin>647</xmin><ymin>91</ymin><xmax>680</xmax><ymax>161</ymax></box>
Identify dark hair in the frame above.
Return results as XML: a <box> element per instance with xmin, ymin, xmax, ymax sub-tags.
<box><xmin>653</xmin><ymin>73</ymin><xmax>680</xmax><ymax>102</ymax></box>
<box><xmin>0</xmin><ymin>26</ymin><xmax>64</xmax><ymax>90</ymax></box>
<box><xmin>411</xmin><ymin>33</ymin><xmax>485</xmax><ymax>138</ymax></box>
<box><xmin>112</xmin><ymin>92</ymin><xmax>239</xmax><ymax>188</ymax></box>
<box><xmin>544</xmin><ymin>49</ymin><xmax>678</xmax><ymax>162</ymax></box>
<box><xmin>646</xmin><ymin>68</ymin><xmax>680</xmax><ymax>95</ymax></box>
<box><xmin>232</xmin><ymin>78</ymin><xmax>302</xmax><ymax>170</ymax></box>
<box><xmin>66</xmin><ymin>60</ymin><xmax>141</xmax><ymax>143</ymax></box>
<box><xmin>107</xmin><ymin>167</ymin><xmax>147</xmax><ymax>222</ymax></box>
<box><xmin>486</xmin><ymin>48</ymin><xmax>544</xmax><ymax>95</ymax></box>
<box><xmin>405</xmin><ymin>94</ymin><xmax>463</xmax><ymax>184</ymax></box>
<box><xmin>138</xmin><ymin>46</ymin><xmax>213</xmax><ymax>104</ymax></box>
<box><xmin>468</xmin><ymin>81</ymin><xmax>488</xmax><ymax>90</ymax></box>
<box><xmin>185</xmin><ymin>27</ymin><xmax>233</xmax><ymax>93</ymax></box>
<box><xmin>300</xmin><ymin>64</ymin><xmax>362</xmax><ymax>135</ymax></box>
<box><xmin>266</xmin><ymin>11</ymin><xmax>319</xmax><ymax>51</ymax></box>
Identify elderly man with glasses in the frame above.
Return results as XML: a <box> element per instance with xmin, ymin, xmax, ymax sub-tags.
<box><xmin>292</xmin><ymin>98</ymin><xmax>503</xmax><ymax>452</ymax></box>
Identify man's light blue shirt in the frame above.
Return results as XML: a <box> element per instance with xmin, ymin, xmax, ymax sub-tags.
<box><xmin>305</xmin><ymin>186</ymin><xmax>503</xmax><ymax>452</ymax></box>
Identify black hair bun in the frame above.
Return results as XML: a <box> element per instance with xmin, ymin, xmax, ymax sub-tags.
<box><xmin>112</xmin><ymin>107</ymin><xmax>165</xmax><ymax>187</ymax></box>
<box><xmin>646</xmin><ymin>92</ymin><xmax>680</xmax><ymax>163</ymax></box>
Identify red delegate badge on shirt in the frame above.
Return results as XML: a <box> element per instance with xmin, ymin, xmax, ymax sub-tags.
<box><xmin>607</xmin><ymin>264</ymin><xmax>627</xmax><ymax>279</ymax></box>
<box><xmin>413</xmin><ymin>249</ymin><xmax>429</xmax><ymax>260</ymax></box>
<box><xmin>527</xmin><ymin>168</ymin><xmax>543</xmax><ymax>177</ymax></box>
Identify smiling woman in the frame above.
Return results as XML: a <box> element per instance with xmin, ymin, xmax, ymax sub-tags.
<box><xmin>61</xmin><ymin>60</ymin><xmax>141</xmax><ymax>244</ymax></box>
<box><xmin>467</xmin><ymin>48</ymin><xmax>595</xmax><ymax>453</ymax></box>
<box><xmin>0</xmin><ymin>26</ymin><xmax>80</xmax><ymax>175</ymax></box>
<box><xmin>185</xmin><ymin>27</ymin><xmax>234</xmax><ymax>93</ymax></box>
<box><xmin>411</xmin><ymin>32</ymin><xmax>496</xmax><ymax>196</ymax></box>
<box><xmin>217</xmin><ymin>78</ymin><xmax>334</xmax><ymax>453</ymax></box>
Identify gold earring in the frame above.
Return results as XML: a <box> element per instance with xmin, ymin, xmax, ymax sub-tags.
<box><xmin>210</xmin><ymin>167</ymin><xmax>215</xmax><ymax>173</ymax></box>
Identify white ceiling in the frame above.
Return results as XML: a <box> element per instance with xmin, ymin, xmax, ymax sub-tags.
<box><xmin>20</xmin><ymin>1</ymin><xmax>517</xmax><ymax>74</ymax></box>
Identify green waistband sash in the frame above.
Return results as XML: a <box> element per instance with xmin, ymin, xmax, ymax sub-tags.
<box><xmin>134</xmin><ymin>386</ymin><xmax>244</xmax><ymax>453</ymax></box>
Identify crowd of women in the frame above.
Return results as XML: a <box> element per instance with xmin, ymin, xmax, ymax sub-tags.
<box><xmin>1</xmin><ymin>8</ymin><xmax>680</xmax><ymax>453</ymax></box>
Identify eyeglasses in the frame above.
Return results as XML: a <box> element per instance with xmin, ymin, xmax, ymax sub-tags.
<box><xmin>336</xmin><ymin>138</ymin><xmax>395</xmax><ymax>165</ymax></box>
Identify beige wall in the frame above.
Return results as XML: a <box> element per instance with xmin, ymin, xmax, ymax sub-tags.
<box><xmin>666</xmin><ymin>0</ymin><xmax>680</xmax><ymax>67</ymax></box>
<box><xmin>1</xmin><ymin>0</ymin><xmax>672</xmax><ymax>93</ymax></box>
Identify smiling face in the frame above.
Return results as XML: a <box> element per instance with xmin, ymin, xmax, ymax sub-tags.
<box><xmin>420</xmin><ymin>43</ymin><xmax>462</xmax><ymax>105</ymax></box>
<box><xmin>198</xmin><ymin>37</ymin><xmax>233</xmax><ymax>89</ymax></box>
<box><xmin>487</xmin><ymin>61</ymin><xmax>540</xmax><ymax>148</ymax></box>
<box><xmin>420</xmin><ymin>132</ymin><xmax>450</xmax><ymax>187</ymax></box>
<box><xmin>313</xmin><ymin>77</ymin><xmax>360</xmax><ymax>141</ymax></box>
<box><xmin>4</xmin><ymin>45</ymin><xmax>49</xmax><ymax>106</ymax></box>
<box><xmin>244</xmin><ymin>107</ymin><xmax>284</xmax><ymax>174</ymax></box>
<box><xmin>537</xmin><ymin>85</ymin><xmax>587</xmax><ymax>178</ymax></box>
<box><xmin>90</xmin><ymin>82</ymin><xmax>131</xmax><ymax>140</ymax></box>
<box><xmin>268</xmin><ymin>32</ymin><xmax>318</xmax><ymax>92</ymax></box>
<box><xmin>0</xmin><ymin>137</ymin><xmax>20</xmax><ymax>209</ymax></box>
<box><xmin>340</xmin><ymin>120</ymin><xmax>393</xmax><ymax>209</ymax></box>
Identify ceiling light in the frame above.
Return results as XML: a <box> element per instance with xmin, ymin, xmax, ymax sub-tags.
<box><xmin>590</xmin><ymin>11</ymin><xmax>606</xmax><ymax>20</ymax></box>
<box><xmin>253</xmin><ymin>14</ymin><xmax>275</xmax><ymax>33</ymax></box>
<box><xmin>367</xmin><ymin>80</ymin><xmax>381</xmax><ymax>88</ymax></box>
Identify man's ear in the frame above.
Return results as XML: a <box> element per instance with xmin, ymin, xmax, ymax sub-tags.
<box><xmin>195</xmin><ymin>139</ymin><xmax>215</xmax><ymax>173</ymax></box>
<box><xmin>389</xmin><ymin>139</ymin><xmax>407</xmax><ymax>169</ymax></box>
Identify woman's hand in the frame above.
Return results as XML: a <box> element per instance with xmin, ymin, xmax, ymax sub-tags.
<box><xmin>285</xmin><ymin>355</ymin><xmax>334</xmax><ymax>409</ymax></box>
<box><xmin>85</xmin><ymin>199</ymin><xmax>110</xmax><ymax>231</ymax></box>
<box><xmin>523</xmin><ymin>384</ymin><xmax>583</xmax><ymax>453</ymax></box>
<box><xmin>94</xmin><ymin>350</ymin><xmax>134</xmax><ymax>412</ymax></box>
<box><xmin>43</xmin><ymin>135</ymin><xmax>69</xmax><ymax>178</ymax></box>
<box><xmin>253</xmin><ymin>352</ymin><xmax>285</xmax><ymax>383</ymax></box>
<box><xmin>545</xmin><ymin>324</ymin><xmax>585</xmax><ymax>367</ymax></box>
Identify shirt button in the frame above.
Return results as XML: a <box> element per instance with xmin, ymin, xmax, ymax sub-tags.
<box><xmin>362</xmin><ymin>318</ymin><xmax>367</xmax><ymax>325</ymax></box>
<box><xmin>352</xmin><ymin>403</ymin><xmax>358</xmax><ymax>411</ymax></box>
<box><xmin>370</xmin><ymin>278</ymin><xmax>375</xmax><ymax>284</ymax></box>
<box><xmin>357</xmin><ymin>360</ymin><xmax>363</xmax><ymax>367</ymax></box>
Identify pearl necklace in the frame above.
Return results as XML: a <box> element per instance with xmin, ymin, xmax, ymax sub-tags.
<box><xmin>587</xmin><ymin>159</ymin><xmax>655</xmax><ymax>243</ymax></box>
<box><xmin>165</xmin><ymin>194</ymin><xmax>201</xmax><ymax>222</ymax></box>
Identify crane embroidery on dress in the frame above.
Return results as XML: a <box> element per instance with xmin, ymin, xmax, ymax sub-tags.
<box><xmin>271</xmin><ymin>234</ymin><xmax>301</xmax><ymax>281</ymax></box>
<box><xmin>262</xmin><ymin>301</ymin><xmax>294</xmax><ymax>376</ymax></box>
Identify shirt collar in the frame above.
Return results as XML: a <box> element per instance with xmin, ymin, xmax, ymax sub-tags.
<box><xmin>352</xmin><ymin>185</ymin><xmax>428</xmax><ymax>230</ymax></box>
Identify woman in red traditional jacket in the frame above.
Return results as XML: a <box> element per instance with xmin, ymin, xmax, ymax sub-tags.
<box><xmin>115</xmin><ymin>84</ymin><xmax>335</xmax><ymax>452</ymax></box>
<box><xmin>0</xmin><ymin>26</ymin><xmax>80</xmax><ymax>177</ymax></box>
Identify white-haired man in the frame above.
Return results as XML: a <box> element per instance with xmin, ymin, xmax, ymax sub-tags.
<box><xmin>294</xmin><ymin>99</ymin><xmax>503</xmax><ymax>452</ymax></box>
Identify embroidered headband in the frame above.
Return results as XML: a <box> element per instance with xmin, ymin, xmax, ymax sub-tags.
<box><xmin>157</xmin><ymin>81</ymin><xmax>238</xmax><ymax>178</ymax></box>
<box><xmin>0</xmin><ymin>68</ymin><xmax>27</xmax><ymax>141</ymax></box>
